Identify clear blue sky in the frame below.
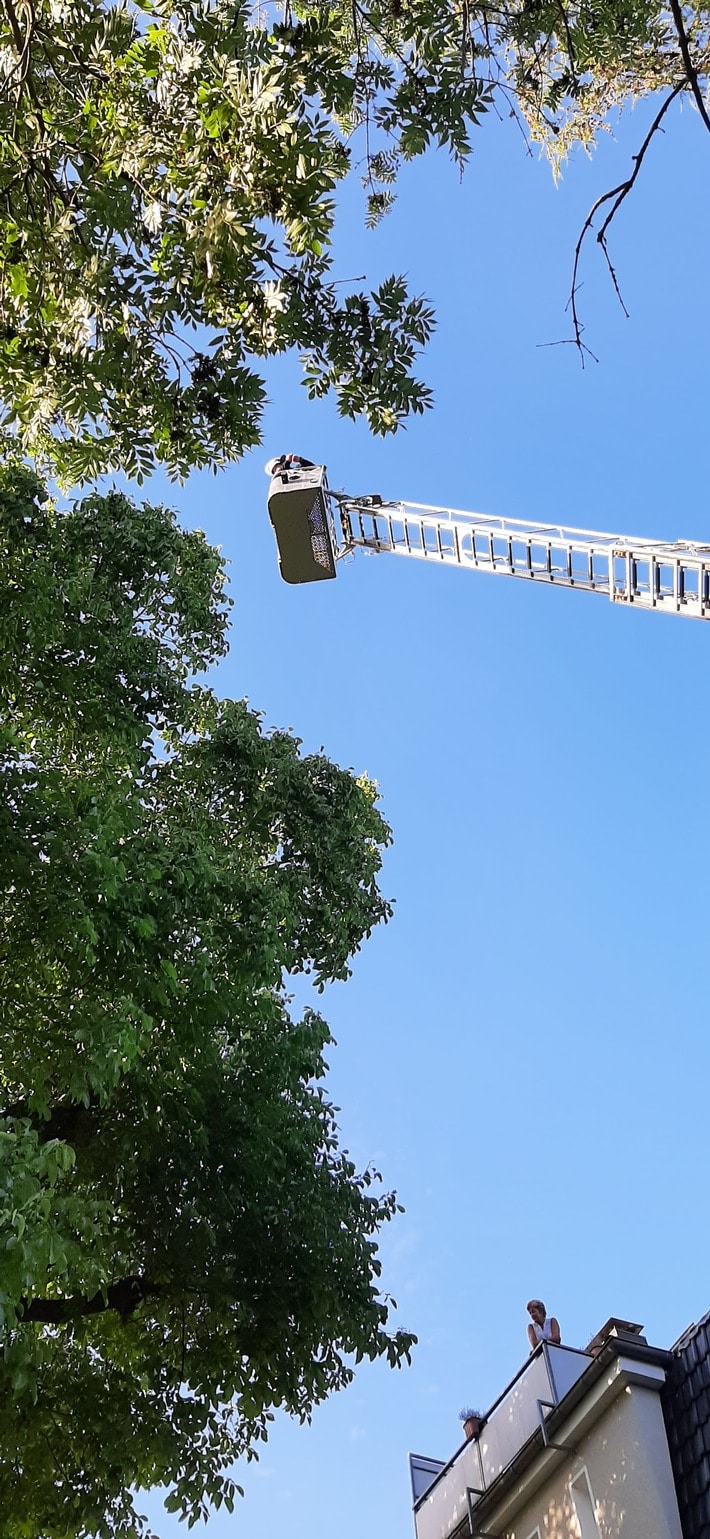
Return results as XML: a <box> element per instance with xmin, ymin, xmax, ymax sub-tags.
<box><xmin>142</xmin><ymin>92</ymin><xmax>710</xmax><ymax>1539</ymax></box>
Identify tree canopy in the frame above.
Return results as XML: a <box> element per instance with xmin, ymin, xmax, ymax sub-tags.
<box><xmin>0</xmin><ymin>466</ymin><xmax>413</xmax><ymax>1538</ymax></box>
<box><xmin>0</xmin><ymin>0</ymin><xmax>482</xmax><ymax>481</ymax></box>
<box><xmin>1</xmin><ymin>0</ymin><xmax>702</xmax><ymax>482</ymax></box>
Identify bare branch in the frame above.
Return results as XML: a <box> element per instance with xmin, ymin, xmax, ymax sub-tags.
<box><xmin>568</xmin><ymin>82</ymin><xmax>685</xmax><ymax>360</ymax></box>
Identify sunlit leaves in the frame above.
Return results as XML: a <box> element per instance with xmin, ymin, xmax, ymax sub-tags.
<box><xmin>0</xmin><ymin>0</ymin><xmax>489</xmax><ymax>480</ymax></box>
<box><xmin>495</xmin><ymin>0</ymin><xmax>696</xmax><ymax>167</ymax></box>
<box><xmin>2</xmin><ymin>0</ymin><xmax>678</xmax><ymax>478</ymax></box>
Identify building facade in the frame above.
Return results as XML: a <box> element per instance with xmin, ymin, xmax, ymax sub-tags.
<box><xmin>410</xmin><ymin>1313</ymin><xmax>710</xmax><ymax>1539</ymax></box>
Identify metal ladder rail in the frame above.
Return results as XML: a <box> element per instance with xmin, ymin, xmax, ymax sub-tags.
<box><xmin>337</xmin><ymin>499</ymin><xmax>710</xmax><ymax>621</ymax></box>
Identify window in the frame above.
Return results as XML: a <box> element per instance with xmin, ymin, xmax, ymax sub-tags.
<box><xmin>570</xmin><ymin>1468</ymin><xmax>600</xmax><ymax>1539</ymax></box>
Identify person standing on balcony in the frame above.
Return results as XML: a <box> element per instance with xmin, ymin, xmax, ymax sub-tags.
<box><xmin>527</xmin><ymin>1299</ymin><xmax>561</xmax><ymax>1352</ymax></box>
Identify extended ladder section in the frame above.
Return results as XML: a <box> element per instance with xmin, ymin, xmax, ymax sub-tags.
<box><xmin>337</xmin><ymin>496</ymin><xmax>710</xmax><ymax>620</ymax></box>
<box><xmin>265</xmin><ymin>459</ymin><xmax>710</xmax><ymax>620</ymax></box>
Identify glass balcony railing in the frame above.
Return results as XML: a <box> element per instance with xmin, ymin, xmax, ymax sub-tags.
<box><xmin>412</xmin><ymin>1343</ymin><xmax>592</xmax><ymax>1539</ymax></box>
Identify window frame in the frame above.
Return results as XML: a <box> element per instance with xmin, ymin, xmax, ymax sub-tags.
<box><xmin>570</xmin><ymin>1466</ymin><xmax>600</xmax><ymax>1539</ymax></box>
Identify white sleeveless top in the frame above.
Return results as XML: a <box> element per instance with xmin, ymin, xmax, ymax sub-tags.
<box><xmin>530</xmin><ymin>1317</ymin><xmax>554</xmax><ymax>1344</ymax></box>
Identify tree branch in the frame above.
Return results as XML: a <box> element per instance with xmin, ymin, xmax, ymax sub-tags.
<box><xmin>667</xmin><ymin>0</ymin><xmax>710</xmax><ymax>136</ymax></box>
<box><xmin>1</xmin><ymin>1094</ymin><xmax>97</xmax><ymax>1145</ymax></box>
<box><xmin>1</xmin><ymin>0</ymin><xmax>28</xmax><ymax>64</ymax></box>
<box><xmin>568</xmin><ymin>81</ymin><xmax>685</xmax><ymax>360</ymax></box>
<box><xmin>19</xmin><ymin>1275</ymin><xmax>159</xmax><ymax>1325</ymax></box>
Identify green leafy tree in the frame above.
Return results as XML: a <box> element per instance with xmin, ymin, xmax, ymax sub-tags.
<box><xmin>0</xmin><ymin>465</ymin><xmax>413</xmax><ymax>1538</ymax></box>
<box><xmin>0</xmin><ymin>0</ymin><xmax>707</xmax><ymax>477</ymax></box>
<box><xmin>493</xmin><ymin>0</ymin><xmax>707</xmax><ymax>167</ymax></box>
<box><xmin>0</xmin><ymin>0</ymin><xmax>493</xmax><ymax>482</ymax></box>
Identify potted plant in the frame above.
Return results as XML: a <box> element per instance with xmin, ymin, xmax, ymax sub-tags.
<box><xmin>459</xmin><ymin>1407</ymin><xmax>483</xmax><ymax>1441</ymax></box>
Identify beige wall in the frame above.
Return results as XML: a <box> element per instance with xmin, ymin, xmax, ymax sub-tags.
<box><xmin>500</xmin><ymin>1383</ymin><xmax>683</xmax><ymax>1539</ymax></box>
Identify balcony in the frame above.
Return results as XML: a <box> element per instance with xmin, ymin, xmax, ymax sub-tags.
<box><xmin>411</xmin><ymin>1343</ymin><xmax>593</xmax><ymax>1539</ymax></box>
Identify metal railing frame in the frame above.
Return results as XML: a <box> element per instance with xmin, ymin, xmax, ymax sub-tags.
<box><xmin>412</xmin><ymin>1342</ymin><xmax>591</xmax><ymax>1539</ymax></box>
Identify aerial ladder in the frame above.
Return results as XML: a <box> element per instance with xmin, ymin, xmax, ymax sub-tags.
<box><xmin>266</xmin><ymin>459</ymin><xmax>710</xmax><ymax>621</ymax></box>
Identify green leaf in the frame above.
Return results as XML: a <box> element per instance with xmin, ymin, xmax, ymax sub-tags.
<box><xmin>8</xmin><ymin>265</ymin><xmax>28</xmax><ymax>300</ymax></box>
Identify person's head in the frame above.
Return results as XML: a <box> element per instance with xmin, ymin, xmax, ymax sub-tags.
<box><xmin>527</xmin><ymin>1299</ymin><xmax>546</xmax><ymax>1325</ymax></box>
